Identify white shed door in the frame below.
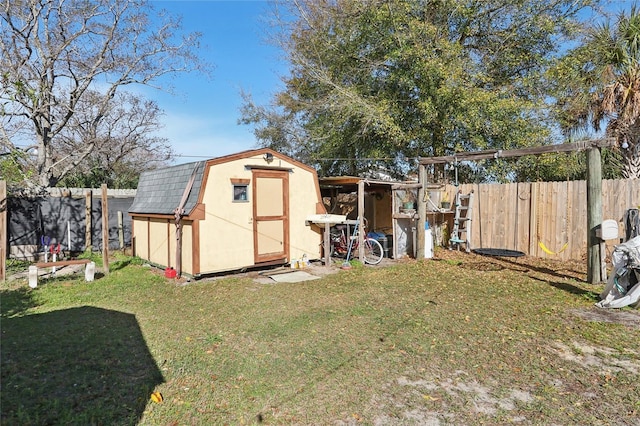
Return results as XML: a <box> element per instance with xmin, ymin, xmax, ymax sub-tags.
<box><xmin>253</xmin><ymin>169</ymin><xmax>289</xmax><ymax>263</ymax></box>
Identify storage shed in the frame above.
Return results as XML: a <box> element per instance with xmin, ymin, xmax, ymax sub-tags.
<box><xmin>129</xmin><ymin>149</ymin><xmax>326</xmax><ymax>277</ymax></box>
<box><xmin>319</xmin><ymin>176</ymin><xmax>425</xmax><ymax>259</ymax></box>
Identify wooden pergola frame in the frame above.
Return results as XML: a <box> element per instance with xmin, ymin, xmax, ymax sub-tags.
<box><xmin>416</xmin><ymin>138</ymin><xmax>616</xmax><ymax>283</ymax></box>
<box><xmin>319</xmin><ymin>176</ymin><xmax>423</xmax><ymax>263</ymax></box>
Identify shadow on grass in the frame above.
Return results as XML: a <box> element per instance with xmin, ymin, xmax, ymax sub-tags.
<box><xmin>109</xmin><ymin>257</ymin><xmax>135</xmax><ymax>272</ymax></box>
<box><xmin>1</xmin><ymin>303</ymin><xmax>163</xmax><ymax>425</ymax></box>
<box><xmin>528</xmin><ymin>275</ymin><xmax>596</xmax><ymax>297</ymax></box>
<box><xmin>479</xmin><ymin>255</ymin><xmax>585</xmax><ymax>282</ymax></box>
<box><xmin>0</xmin><ymin>287</ymin><xmax>40</xmax><ymax>318</ymax></box>
<box><xmin>458</xmin><ymin>252</ymin><xmax>601</xmax><ymax>299</ymax></box>
<box><xmin>502</xmin><ymin>255</ymin><xmax>577</xmax><ymax>280</ymax></box>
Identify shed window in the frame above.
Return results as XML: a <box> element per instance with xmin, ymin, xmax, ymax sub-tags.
<box><xmin>231</xmin><ymin>178</ymin><xmax>250</xmax><ymax>202</ymax></box>
<box><xmin>233</xmin><ymin>184</ymin><xmax>249</xmax><ymax>202</ymax></box>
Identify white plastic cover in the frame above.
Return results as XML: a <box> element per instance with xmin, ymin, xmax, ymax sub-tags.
<box><xmin>596</xmin><ymin>236</ymin><xmax>640</xmax><ymax>309</ymax></box>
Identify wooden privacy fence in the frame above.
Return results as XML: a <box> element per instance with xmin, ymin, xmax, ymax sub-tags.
<box><xmin>443</xmin><ymin>178</ymin><xmax>640</xmax><ymax>261</ymax></box>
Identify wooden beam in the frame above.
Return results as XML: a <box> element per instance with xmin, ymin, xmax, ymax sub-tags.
<box><xmin>419</xmin><ymin>138</ymin><xmax>616</xmax><ymax>165</ymax></box>
<box><xmin>416</xmin><ymin>165</ymin><xmax>426</xmax><ymax>258</ymax></box>
<box><xmin>35</xmin><ymin>259</ymin><xmax>91</xmax><ymax>268</ymax></box>
<box><xmin>529</xmin><ymin>182</ymin><xmax>539</xmax><ymax>256</ymax></box>
<box><xmin>117</xmin><ymin>211</ymin><xmax>124</xmax><ymax>249</ymax></box>
<box><xmin>101</xmin><ymin>184</ymin><xmax>110</xmax><ymax>275</ymax></box>
<box><xmin>391</xmin><ymin>183</ymin><xmax>422</xmax><ymax>190</ymax></box>
<box><xmin>587</xmin><ymin>147</ymin><xmax>603</xmax><ymax>284</ymax></box>
<box><xmin>85</xmin><ymin>190</ymin><xmax>92</xmax><ymax>251</ymax></box>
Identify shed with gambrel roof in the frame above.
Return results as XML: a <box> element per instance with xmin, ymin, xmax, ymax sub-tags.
<box><xmin>129</xmin><ymin>148</ymin><xmax>326</xmax><ymax>277</ymax></box>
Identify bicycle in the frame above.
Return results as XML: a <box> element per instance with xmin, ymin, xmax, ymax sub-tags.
<box><xmin>327</xmin><ymin>219</ymin><xmax>384</xmax><ymax>265</ymax></box>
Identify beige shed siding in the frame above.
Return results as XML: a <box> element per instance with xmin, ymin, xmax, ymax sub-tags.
<box><xmin>180</xmin><ymin>222</ymin><xmax>194</xmax><ymax>275</ymax></box>
<box><xmin>148</xmin><ymin>219</ymin><xmax>170</xmax><ymax>267</ymax></box>
<box><xmin>196</xmin><ymin>153</ymin><xmax>322</xmax><ymax>274</ymax></box>
<box><xmin>287</xmin><ymin>161</ymin><xmax>324</xmax><ymax>261</ymax></box>
<box><xmin>132</xmin><ymin>217</ymin><xmax>149</xmax><ymax>260</ymax></box>
<box><xmin>198</xmin><ymin>159</ymin><xmax>255</xmax><ymax>273</ymax></box>
<box><xmin>131</xmin><ymin>216</ymin><xmax>194</xmax><ymax>274</ymax></box>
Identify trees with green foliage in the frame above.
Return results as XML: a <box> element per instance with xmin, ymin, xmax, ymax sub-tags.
<box><xmin>0</xmin><ymin>149</ymin><xmax>33</xmax><ymax>190</ymax></box>
<box><xmin>242</xmin><ymin>0</ymin><xmax>596</xmax><ymax>180</ymax></box>
<box><xmin>552</xmin><ymin>5</ymin><xmax>640</xmax><ymax>179</ymax></box>
<box><xmin>1</xmin><ymin>0</ymin><xmax>205</xmax><ymax>189</ymax></box>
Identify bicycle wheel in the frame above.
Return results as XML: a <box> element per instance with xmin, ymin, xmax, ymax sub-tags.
<box><xmin>362</xmin><ymin>238</ymin><xmax>384</xmax><ymax>265</ymax></box>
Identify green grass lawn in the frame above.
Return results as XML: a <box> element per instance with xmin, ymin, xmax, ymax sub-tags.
<box><xmin>1</xmin><ymin>252</ymin><xmax>639</xmax><ymax>425</ymax></box>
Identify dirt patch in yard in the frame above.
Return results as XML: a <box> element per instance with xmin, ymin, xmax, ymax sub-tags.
<box><xmin>369</xmin><ymin>370</ymin><xmax>536</xmax><ymax>425</ymax></box>
<box><xmin>571</xmin><ymin>307</ymin><xmax>640</xmax><ymax>329</ymax></box>
<box><xmin>547</xmin><ymin>340</ymin><xmax>640</xmax><ymax>375</ymax></box>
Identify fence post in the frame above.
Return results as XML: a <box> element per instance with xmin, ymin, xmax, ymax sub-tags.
<box><xmin>101</xmin><ymin>184</ymin><xmax>110</xmax><ymax>274</ymax></box>
<box><xmin>587</xmin><ymin>147</ymin><xmax>603</xmax><ymax>283</ymax></box>
<box><xmin>118</xmin><ymin>211</ymin><xmax>124</xmax><ymax>249</ymax></box>
<box><xmin>417</xmin><ymin>165</ymin><xmax>426</xmax><ymax>259</ymax></box>
<box><xmin>85</xmin><ymin>190</ymin><xmax>92</xmax><ymax>251</ymax></box>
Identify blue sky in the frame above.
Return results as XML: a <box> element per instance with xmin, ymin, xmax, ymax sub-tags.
<box><xmin>148</xmin><ymin>0</ymin><xmax>635</xmax><ymax>165</ymax></box>
<box><xmin>148</xmin><ymin>0</ymin><xmax>286</xmax><ymax>164</ymax></box>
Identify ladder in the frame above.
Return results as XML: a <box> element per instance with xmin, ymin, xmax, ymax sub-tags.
<box><xmin>449</xmin><ymin>190</ymin><xmax>474</xmax><ymax>252</ymax></box>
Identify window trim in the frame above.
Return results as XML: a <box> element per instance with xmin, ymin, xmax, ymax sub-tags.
<box><xmin>231</xmin><ymin>178</ymin><xmax>250</xmax><ymax>202</ymax></box>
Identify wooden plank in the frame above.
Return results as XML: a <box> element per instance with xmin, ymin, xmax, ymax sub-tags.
<box><xmin>516</xmin><ymin>182</ymin><xmax>531</xmax><ymax>253</ymax></box>
<box><xmin>555</xmin><ymin>181</ymin><xmax>566</xmax><ymax>260</ymax></box>
<box><xmin>574</xmin><ymin>180</ymin><xmax>586</xmax><ymax>260</ymax></box>
<box><xmin>497</xmin><ymin>183</ymin><xmax>508</xmax><ymax>249</ymax></box>
<box><xmin>536</xmin><ymin>180</ymin><xmax>564</xmax><ymax>260</ymax></box>
<box><xmin>539</xmin><ymin>182</ymin><xmax>549</xmax><ymax>258</ymax></box>
<box><xmin>419</xmin><ymin>138</ymin><xmax>616</xmax><ymax>165</ymax></box>
<box><xmin>474</xmin><ymin>184</ymin><xmax>488</xmax><ymax>249</ymax></box>
<box><xmin>118</xmin><ymin>211</ymin><xmax>124</xmax><ymax>249</ymax></box>
<box><xmin>574</xmin><ymin>180</ymin><xmax>588</xmax><ymax>259</ymax></box>
<box><xmin>587</xmin><ymin>148</ymin><xmax>603</xmax><ymax>283</ymax></box>
<box><xmin>547</xmin><ymin>181</ymin><xmax>560</xmax><ymax>259</ymax></box>
<box><xmin>529</xmin><ymin>183</ymin><xmax>539</xmax><ymax>257</ymax></box>
<box><xmin>564</xmin><ymin>181</ymin><xmax>572</xmax><ymax>258</ymax></box>
<box><xmin>545</xmin><ymin>182</ymin><xmax>554</xmax><ymax>259</ymax></box>
<box><xmin>101</xmin><ymin>184</ymin><xmax>110</xmax><ymax>274</ymax></box>
<box><xmin>558</xmin><ymin>181</ymin><xmax>568</xmax><ymax>260</ymax></box>
<box><xmin>506</xmin><ymin>183</ymin><xmax>518</xmax><ymax>251</ymax></box>
<box><xmin>391</xmin><ymin>183</ymin><xmax>422</xmax><ymax>190</ymax></box>
<box><xmin>485</xmin><ymin>185</ymin><xmax>497</xmax><ymax>249</ymax></box>
<box><xmin>392</xmin><ymin>186</ymin><xmax>397</xmax><ymax>259</ymax></box>
<box><xmin>416</xmin><ymin>165</ymin><xmax>426</xmax><ymax>258</ymax></box>
<box><xmin>35</xmin><ymin>259</ymin><xmax>91</xmax><ymax>268</ymax></box>
<box><xmin>85</xmin><ymin>190</ymin><xmax>92</xmax><ymax>251</ymax></box>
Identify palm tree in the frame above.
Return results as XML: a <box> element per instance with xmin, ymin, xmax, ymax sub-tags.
<box><xmin>555</xmin><ymin>5</ymin><xmax>640</xmax><ymax>178</ymax></box>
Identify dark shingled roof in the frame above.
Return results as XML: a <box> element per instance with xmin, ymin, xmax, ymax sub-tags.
<box><xmin>129</xmin><ymin>161</ymin><xmax>206</xmax><ymax>215</ymax></box>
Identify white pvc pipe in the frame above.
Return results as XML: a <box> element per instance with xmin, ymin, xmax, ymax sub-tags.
<box><xmin>28</xmin><ymin>266</ymin><xmax>38</xmax><ymax>288</ymax></box>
